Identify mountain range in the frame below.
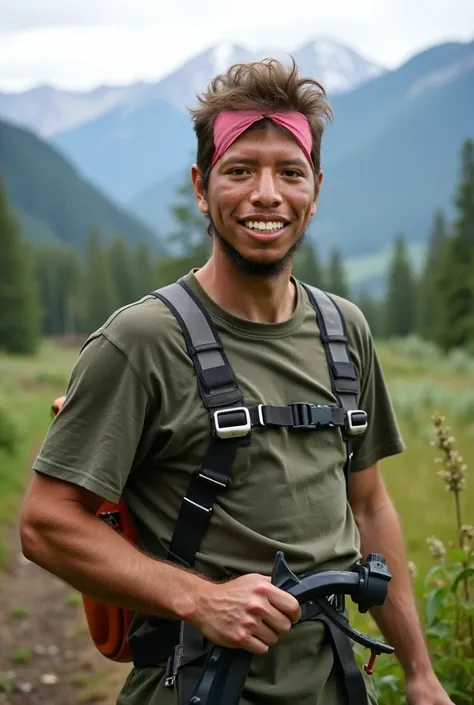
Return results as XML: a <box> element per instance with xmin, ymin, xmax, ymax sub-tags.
<box><xmin>0</xmin><ymin>37</ymin><xmax>473</xmax><ymax>278</ymax></box>
<box><xmin>0</xmin><ymin>40</ymin><xmax>383</xmax><ymax>139</ymax></box>
<box><xmin>129</xmin><ymin>39</ymin><xmax>474</xmax><ymax>259</ymax></box>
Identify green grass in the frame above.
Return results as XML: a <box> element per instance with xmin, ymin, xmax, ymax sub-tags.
<box><xmin>376</xmin><ymin>339</ymin><xmax>474</xmax><ymax>574</ymax></box>
<box><xmin>0</xmin><ymin>339</ymin><xmax>79</xmax><ymax>566</ymax></box>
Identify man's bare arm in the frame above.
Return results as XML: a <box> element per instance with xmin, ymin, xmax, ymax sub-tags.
<box><xmin>20</xmin><ymin>471</ymin><xmax>300</xmax><ymax>654</ymax></box>
<box><xmin>20</xmin><ymin>471</ymin><xmax>205</xmax><ymax>621</ymax></box>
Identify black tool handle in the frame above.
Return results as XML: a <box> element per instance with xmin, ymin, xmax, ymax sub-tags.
<box><xmin>187</xmin><ymin>551</ymin><xmax>393</xmax><ymax>705</ymax></box>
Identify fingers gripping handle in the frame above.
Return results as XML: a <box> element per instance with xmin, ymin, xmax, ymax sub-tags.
<box><xmin>187</xmin><ymin>551</ymin><xmax>394</xmax><ymax>705</ymax></box>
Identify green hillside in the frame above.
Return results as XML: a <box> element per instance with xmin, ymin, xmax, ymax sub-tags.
<box><xmin>0</xmin><ymin>118</ymin><xmax>163</xmax><ymax>253</ymax></box>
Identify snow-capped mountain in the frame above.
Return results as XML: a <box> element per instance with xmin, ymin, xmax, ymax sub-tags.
<box><xmin>292</xmin><ymin>39</ymin><xmax>384</xmax><ymax>92</ymax></box>
<box><xmin>0</xmin><ymin>83</ymin><xmax>147</xmax><ymax>137</ymax></box>
<box><xmin>142</xmin><ymin>40</ymin><xmax>384</xmax><ymax>113</ymax></box>
<box><xmin>0</xmin><ymin>39</ymin><xmax>385</xmax><ymax>137</ymax></box>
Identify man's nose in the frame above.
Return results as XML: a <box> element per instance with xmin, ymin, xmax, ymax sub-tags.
<box><xmin>250</xmin><ymin>169</ymin><xmax>283</xmax><ymax>208</ymax></box>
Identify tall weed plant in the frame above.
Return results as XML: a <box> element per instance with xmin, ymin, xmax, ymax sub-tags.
<box><xmin>368</xmin><ymin>414</ymin><xmax>474</xmax><ymax>704</ymax></box>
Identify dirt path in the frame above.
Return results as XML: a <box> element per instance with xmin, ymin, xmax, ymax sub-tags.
<box><xmin>0</xmin><ymin>522</ymin><xmax>130</xmax><ymax>704</ymax></box>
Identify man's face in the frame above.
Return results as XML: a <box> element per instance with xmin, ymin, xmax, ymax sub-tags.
<box><xmin>192</xmin><ymin>124</ymin><xmax>323</xmax><ymax>277</ymax></box>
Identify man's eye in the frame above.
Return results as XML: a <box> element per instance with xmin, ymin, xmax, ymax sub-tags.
<box><xmin>283</xmin><ymin>169</ymin><xmax>303</xmax><ymax>178</ymax></box>
<box><xmin>228</xmin><ymin>168</ymin><xmax>248</xmax><ymax>176</ymax></box>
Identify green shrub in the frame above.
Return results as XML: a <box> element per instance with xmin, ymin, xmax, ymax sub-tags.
<box><xmin>390</xmin><ymin>383</ymin><xmax>474</xmax><ymax>427</ymax></box>
<box><xmin>388</xmin><ymin>335</ymin><xmax>443</xmax><ymax>364</ymax></box>
<box><xmin>366</xmin><ymin>414</ymin><xmax>474</xmax><ymax>704</ymax></box>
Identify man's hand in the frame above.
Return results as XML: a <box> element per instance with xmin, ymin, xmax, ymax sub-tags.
<box><xmin>406</xmin><ymin>672</ymin><xmax>454</xmax><ymax>705</ymax></box>
<box><xmin>190</xmin><ymin>573</ymin><xmax>302</xmax><ymax>654</ymax></box>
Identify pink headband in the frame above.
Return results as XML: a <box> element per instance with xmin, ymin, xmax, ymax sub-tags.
<box><xmin>211</xmin><ymin>110</ymin><xmax>314</xmax><ymax>171</ymax></box>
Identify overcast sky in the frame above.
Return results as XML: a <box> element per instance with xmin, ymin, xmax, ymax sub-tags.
<box><xmin>0</xmin><ymin>0</ymin><xmax>473</xmax><ymax>91</ymax></box>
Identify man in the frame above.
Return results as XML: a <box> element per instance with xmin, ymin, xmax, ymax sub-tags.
<box><xmin>20</xmin><ymin>58</ymin><xmax>452</xmax><ymax>705</ymax></box>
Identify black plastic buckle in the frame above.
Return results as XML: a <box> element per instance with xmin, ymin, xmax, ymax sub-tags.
<box><xmin>290</xmin><ymin>403</ymin><xmax>334</xmax><ymax>430</ymax></box>
<box><xmin>290</xmin><ymin>402</ymin><xmax>315</xmax><ymax>430</ymax></box>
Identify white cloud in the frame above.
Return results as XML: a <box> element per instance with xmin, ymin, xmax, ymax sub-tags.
<box><xmin>0</xmin><ymin>0</ymin><xmax>473</xmax><ymax>90</ymax></box>
<box><xmin>0</xmin><ymin>25</ymin><xmax>222</xmax><ymax>90</ymax></box>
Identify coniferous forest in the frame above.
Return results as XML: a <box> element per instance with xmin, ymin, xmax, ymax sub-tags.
<box><xmin>0</xmin><ymin>137</ymin><xmax>473</xmax><ymax>356</ymax></box>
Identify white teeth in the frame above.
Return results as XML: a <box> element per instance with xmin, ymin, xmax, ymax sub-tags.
<box><xmin>244</xmin><ymin>220</ymin><xmax>285</xmax><ymax>232</ymax></box>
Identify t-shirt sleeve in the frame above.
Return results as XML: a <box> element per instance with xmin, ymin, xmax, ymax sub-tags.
<box><xmin>32</xmin><ymin>332</ymin><xmax>151</xmax><ymax>503</ymax></box>
<box><xmin>345</xmin><ymin>306</ymin><xmax>406</xmax><ymax>473</ymax></box>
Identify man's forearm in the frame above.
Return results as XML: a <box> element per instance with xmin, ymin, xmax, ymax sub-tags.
<box><xmin>354</xmin><ymin>494</ymin><xmax>433</xmax><ymax>678</ymax></box>
<box><xmin>20</xmin><ymin>500</ymin><xmax>208</xmax><ymax>623</ymax></box>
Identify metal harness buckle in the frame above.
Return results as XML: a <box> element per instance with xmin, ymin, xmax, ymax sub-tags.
<box><xmin>213</xmin><ymin>407</ymin><xmax>251</xmax><ymax>439</ymax></box>
<box><xmin>346</xmin><ymin>409</ymin><xmax>368</xmax><ymax>436</ymax></box>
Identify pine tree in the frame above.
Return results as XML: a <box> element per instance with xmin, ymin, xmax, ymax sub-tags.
<box><xmin>384</xmin><ymin>233</ymin><xmax>416</xmax><ymax>338</ymax></box>
<box><xmin>416</xmin><ymin>210</ymin><xmax>449</xmax><ymax>341</ymax></box>
<box><xmin>434</xmin><ymin>139</ymin><xmax>474</xmax><ymax>350</ymax></box>
<box><xmin>455</xmin><ymin>139</ymin><xmax>474</xmax><ymax>243</ymax></box>
<box><xmin>135</xmin><ymin>242</ymin><xmax>156</xmax><ymax>299</ymax></box>
<box><xmin>156</xmin><ymin>173</ymin><xmax>211</xmax><ymax>286</ymax></box>
<box><xmin>325</xmin><ymin>247</ymin><xmax>350</xmax><ymax>299</ymax></box>
<box><xmin>57</xmin><ymin>246</ymin><xmax>82</xmax><ymax>336</ymax></box>
<box><xmin>82</xmin><ymin>229</ymin><xmax>117</xmax><ymax>334</ymax></box>
<box><xmin>167</xmin><ymin>175</ymin><xmax>210</xmax><ymax>260</ymax></box>
<box><xmin>0</xmin><ymin>176</ymin><xmax>40</xmax><ymax>353</ymax></box>
<box><xmin>34</xmin><ymin>244</ymin><xmax>81</xmax><ymax>336</ymax></box>
<box><xmin>357</xmin><ymin>287</ymin><xmax>382</xmax><ymax>338</ymax></box>
<box><xmin>34</xmin><ymin>245</ymin><xmax>59</xmax><ymax>336</ymax></box>
<box><xmin>109</xmin><ymin>236</ymin><xmax>138</xmax><ymax>308</ymax></box>
<box><xmin>293</xmin><ymin>240</ymin><xmax>325</xmax><ymax>289</ymax></box>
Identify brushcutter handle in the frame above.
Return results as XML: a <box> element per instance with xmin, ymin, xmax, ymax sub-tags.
<box><xmin>188</xmin><ymin>551</ymin><xmax>394</xmax><ymax>705</ymax></box>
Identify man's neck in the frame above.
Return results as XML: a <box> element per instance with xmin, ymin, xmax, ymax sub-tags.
<box><xmin>194</xmin><ymin>255</ymin><xmax>297</xmax><ymax>324</ymax></box>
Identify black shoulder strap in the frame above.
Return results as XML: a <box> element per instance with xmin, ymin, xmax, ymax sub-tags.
<box><xmin>150</xmin><ymin>279</ymin><xmax>251</xmax><ymax>568</ymax></box>
<box><xmin>301</xmin><ymin>284</ymin><xmax>368</xmax><ymax>492</ymax></box>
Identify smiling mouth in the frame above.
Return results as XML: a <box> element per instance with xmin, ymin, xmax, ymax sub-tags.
<box><xmin>238</xmin><ymin>219</ymin><xmax>290</xmax><ymax>234</ymax></box>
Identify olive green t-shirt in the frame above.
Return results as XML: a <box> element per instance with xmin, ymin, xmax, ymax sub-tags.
<box><xmin>33</xmin><ymin>269</ymin><xmax>405</xmax><ymax>705</ymax></box>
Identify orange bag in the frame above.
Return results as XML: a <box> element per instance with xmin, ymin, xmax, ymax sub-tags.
<box><xmin>52</xmin><ymin>396</ymin><xmax>137</xmax><ymax>662</ymax></box>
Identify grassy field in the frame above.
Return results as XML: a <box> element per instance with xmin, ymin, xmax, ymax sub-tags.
<box><xmin>0</xmin><ymin>340</ymin><xmax>79</xmax><ymax>565</ymax></box>
<box><xmin>0</xmin><ymin>335</ymin><xmax>473</xmax><ymax>580</ymax></box>
<box><xmin>375</xmin><ymin>337</ymin><xmax>474</xmax><ymax>578</ymax></box>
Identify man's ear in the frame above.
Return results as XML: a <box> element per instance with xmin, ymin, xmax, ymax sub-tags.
<box><xmin>191</xmin><ymin>165</ymin><xmax>209</xmax><ymax>215</ymax></box>
<box><xmin>311</xmin><ymin>170</ymin><xmax>324</xmax><ymax>216</ymax></box>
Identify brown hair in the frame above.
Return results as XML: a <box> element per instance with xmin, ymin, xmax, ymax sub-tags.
<box><xmin>188</xmin><ymin>56</ymin><xmax>334</xmax><ymax>187</ymax></box>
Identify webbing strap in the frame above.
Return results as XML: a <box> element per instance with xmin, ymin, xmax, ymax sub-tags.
<box><xmin>302</xmin><ymin>284</ymin><xmax>362</xmax><ymax>494</ymax></box>
<box><xmin>151</xmin><ymin>281</ymin><xmax>241</xmax><ymax>407</ymax></box>
<box><xmin>301</xmin><ymin>284</ymin><xmax>359</xmax><ymax>416</ymax></box>
<box><xmin>150</xmin><ymin>280</ymin><xmax>249</xmax><ymax>568</ymax></box>
<box><xmin>318</xmin><ymin>614</ymin><xmax>369</xmax><ymax>705</ymax></box>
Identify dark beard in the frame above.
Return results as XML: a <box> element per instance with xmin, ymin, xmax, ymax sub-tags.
<box><xmin>208</xmin><ymin>218</ymin><xmax>306</xmax><ymax>279</ymax></box>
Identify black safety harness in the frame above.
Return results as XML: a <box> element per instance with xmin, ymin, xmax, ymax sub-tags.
<box><xmin>127</xmin><ymin>278</ymin><xmax>392</xmax><ymax>705</ymax></box>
